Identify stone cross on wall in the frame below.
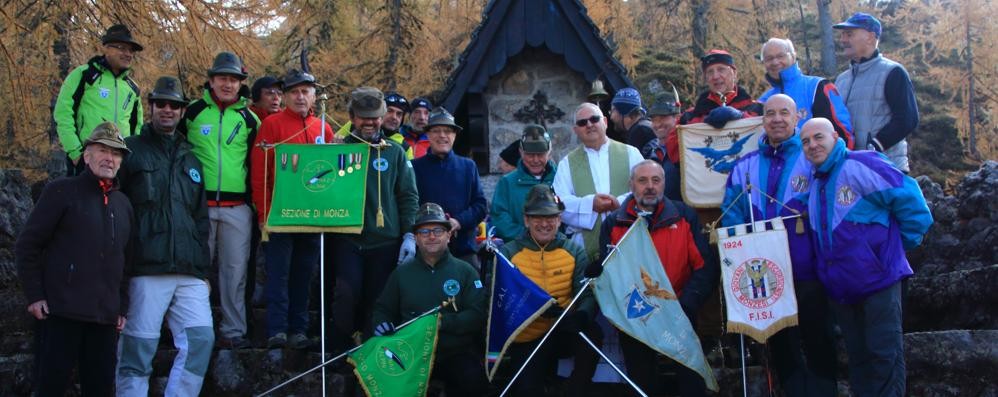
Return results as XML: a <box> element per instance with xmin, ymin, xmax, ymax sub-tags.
<box><xmin>513</xmin><ymin>91</ymin><xmax>565</xmax><ymax>129</ymax></box>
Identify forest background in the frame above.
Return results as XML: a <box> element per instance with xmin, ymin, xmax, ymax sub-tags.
<box><xmin>0</xmin><ymin>0</ymin><xmax>992</xmax><ymax>185</ymax></box>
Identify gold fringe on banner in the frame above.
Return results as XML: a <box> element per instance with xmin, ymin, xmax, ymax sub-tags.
<box><xmin>725</xmin><ymin>314</ymin><xmax>799</xmax><ymax>344</ymax></box>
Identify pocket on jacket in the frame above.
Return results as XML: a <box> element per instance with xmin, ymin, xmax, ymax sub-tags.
<box><xmin>129</xmin><ymin>164</ymin><xmax>160</xmax><ymax>205</ymax></box>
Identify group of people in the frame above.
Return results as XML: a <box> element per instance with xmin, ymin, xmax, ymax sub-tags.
<box><xmin>16</xmin><ymin>11</ymin><xmax>931</xmax><ymax>397</ymax></box>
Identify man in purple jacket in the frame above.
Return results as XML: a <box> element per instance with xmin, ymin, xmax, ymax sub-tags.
<box><xmin>801</xmin><ymin>117</ymin><xmax>932</xmax><ymax>396</ymax></box>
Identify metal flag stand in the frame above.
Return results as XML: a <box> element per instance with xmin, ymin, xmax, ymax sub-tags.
<box><xmin>256</xmin><ymin>305</ymin><xmax>444</xmax><ymax>397</ymax></box>
<box><xmin>317</xmin><ymin>92</ymin><xmax>328</xmax><ymax>397</ymax></box>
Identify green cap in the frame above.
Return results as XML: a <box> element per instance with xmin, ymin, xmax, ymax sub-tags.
<box><xmin>413</xmin><ymin>202</ymin><xmax>451</xmax><ymax>231</ymax></box>
<box><xmin>208</xmin><ymin>51</ymin><xmax>247</xmax><ymax>79</ymax></box>
<box><xmin>148</xmin><ymin>76</ymin><xmax>186</xmax><ymax>103</ymax></box>
<box><xmin>84</xmin><ymin>122</ymin><xmax>131</xmax><ymax>154</ymax></box>
<box><xmin>520</xmin><ymin>124</ymin><xmax>551</xmax><ymax>153</ymax></box>
<box><xmin>523</xmin><ymin>185</ymin><xmax>564</xmax><ymax>216</ymax></box>
<box><xmin>425</xmin><ymin>107</ymin><xmax>462</xmax><ymax>133</ymax></box>
<box><xmin>349</xmin><ymin>86</ymin><xmax>387</xmax><ymax>118</ymax></box>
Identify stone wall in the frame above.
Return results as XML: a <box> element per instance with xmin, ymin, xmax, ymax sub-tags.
<box><xmin>482</xmin><ymin>47</ymin><xmax>588</xmax><ymax>179</ymax></box>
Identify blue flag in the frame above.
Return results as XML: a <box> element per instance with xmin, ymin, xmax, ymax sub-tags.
<box><xmin>593</xmin><ymin>217</ymin><xmax>719</xmax><ymax>391</ymax></box>
<box><xmin>485</xmin><ymin>251</ymin><xmax>556</xmax><ymax>380</ymax></box>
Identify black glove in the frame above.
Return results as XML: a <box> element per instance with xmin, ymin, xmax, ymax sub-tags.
<box><xmin>585</xmin><ymin>257</ymin><xmax>605</xmax><ymax>278</ymax></box>
<box><xmin>678</xmin><ymin>294</ymin><xmax>698</xmax><ymax>323</ymax></box>
<box><xmin>704</xmin><ymin>106</ymin><xmax>743</xmax><ymax>129</ymax></box>
<box><xmin>542</xmin><ymin>305</ymin><xmax>565</xmax><ymax>319</ymax></box>
<box><xmin>374</xmin><ymin>321</ymin><xmax>396</xmax><ymax>336</ymax></box>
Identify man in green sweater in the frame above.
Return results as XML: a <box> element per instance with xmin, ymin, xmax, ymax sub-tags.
<box><xmin>372</xmin><ymin>202</ymin><xmax>488</xmax><ymax>396</ymax></box>
<box><xmin>53</xmin><ymin>24</ymin><xmax>143</xmax><ymax>175</ymax></box>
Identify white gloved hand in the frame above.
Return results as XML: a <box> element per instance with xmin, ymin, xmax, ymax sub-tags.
<box><xmin>398</xmin><ymin>232</ymin><xmax>416</xmax><ymax>264</ymax></box>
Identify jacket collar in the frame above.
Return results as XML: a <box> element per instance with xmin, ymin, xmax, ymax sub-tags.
<box><xmin>513</xmin><ymin>231</ymin><xmax>568</xmax><ymax>251</ymax></box>
<box><xmin>851</xmin><ymin>49</ymin><xmax>882</xmax><ymax>66</ymax></box>
<box><xmin>759</xmin><ymin>131</ymin><xmax>802</xmax><ymax>158</ymax></box>
<box><xmin>616</xmin><ymin>195</ymin><xmax>681</xmax><ymax>228</ymax></box>
<box><xmin>765</xmin><ymin>62</ymin><xmax>804</xmax><ymax>88</ymax></box>
<box><xmin>515</xmin><ymin>159</ymin><xmax>555</xmax><ymax>180</ymax></box>
<box><xmin>815</xmin><ymin>138</ymin><xmax>847</xmax><ymax>177</ymax></box>
<box><xmin>89</xmin><ymin>55</ymin><xmax>131</xmax><ymax>78</ymax></box>
<box><xmin>694</xmin><ymin>85</ymin><xmax>754</xmax><ymax>113</ymax></box>
<box><xmin>415</xmin><ymin>250</ymin><xmax>455</xmax><ymax>270</ymax></box>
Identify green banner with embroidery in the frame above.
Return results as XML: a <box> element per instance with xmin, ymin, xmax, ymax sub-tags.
<box><xmin>266</xmin><ymin>143</ymin><xmax>368</xmax><ymax>233</ymax></box>
<box><xmin>348</xmin><ymin>313</ymin><xmax>440</xmax><ymax>397</ymax></box>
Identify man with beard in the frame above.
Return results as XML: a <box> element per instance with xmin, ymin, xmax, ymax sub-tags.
<box><xmin>180</xmin><ymin>51</ymin><xmax>260</xmax><ymax>350</ymax></box>
<box><xmin>382</xmin><ymin>92</ymin><xmax>415</xmax><ymax>159</ymax></box>
<box><xmin>411</xmin><ymin>107</ymin><xmax>487</xmax><ymax>268</ymax></box>
<box><xmin>54</xmin><ymin>24</ymin><xmax>143</xmax><ymax>175</ymax></box>
<box><xmin>324</xmin><ymin>87</ymin><xmax>419</xmax><ymax>352</ymax></box>
<box><xmin>116</xmin><ymin>76</ymin><xmax>214</xmax><ymax>396</ymax></box>
<box><xmin>589</xmin><ymin>160</ymin><xmax>717</xmax><ymax>397</ymax></box>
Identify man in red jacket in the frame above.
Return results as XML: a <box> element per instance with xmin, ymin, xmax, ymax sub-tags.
<box><xmin>250</xmin><ymin>68</ymin><xmax>333</xmax><ymax>349</ymax></box>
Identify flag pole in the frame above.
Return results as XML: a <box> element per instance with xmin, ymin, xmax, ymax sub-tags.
<box><xmin>577</xmin><ymin>332</ymin><xmax>648</xmax><ymax>397</ymax></box>
<box><xmin>256</xmin><ymin>305</ymin><xmax>443</xmax><ymax>397</ymax></box>
<box><xmin>318</xmin><ymin>92</ymin><xmax>329</xmax><ymax>397</ymax></box>
<box><xmin>740</xmin><ymin>172</ymin><xmax>754</xmax><ymax>397</ymax></box>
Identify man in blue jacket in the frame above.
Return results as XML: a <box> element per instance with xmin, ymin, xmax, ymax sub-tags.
<box><xmin>721</xmin><ymin>95</ymin><xmax>837</xmax><ymax>396</ymax></box>
<box><xmin>758</xmin><ymin>38</ymin><xmax>854</xmax><ymax>149</ymax></box>
<box><xmin>411</xmin><ymin>107</ymin><xmax>488</xmax><ymax>269</ymax></box>
<box><xmin>800</xmin><ymin>117</ymin><xmax>932</xmax><ymax>396</ymax></box>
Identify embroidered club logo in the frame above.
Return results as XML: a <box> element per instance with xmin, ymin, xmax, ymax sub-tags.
<box><xmin>375</xmin><ymin>340</ymin><xmax>414</xmax><ymax>376</ymax></box>
<box><xmin>730</xmin><ymin>258</ymin><xmax>785</xmax><ymax>309</ymax></box>
<box><xmin>443</xmin><ymin>279</ymin><xmax>461</xmax><ymax>297</ymax></box>
<box><xmin>188</xmin><ymin>168</ymin><xmax>201</xmax><ymax>183</ymax></box>
<box><xmin>200</xmin><ymin>125</ymin><xmax>212</xmax><ymax>136</ymax></box>
<box><xmin>790</xmin><ymin>175</ymin><xmax>809</xmax><ymax>193</ymax></box>
<box><xmin>99</xmin><ymin>88</ymin><xmax>110</xmax><ymax>98</ymax></box>
<box><xmin>373</xmin><ymin>157</ymin><xmax>389</xmax><ymax>172</ymax></box>
<box><xmin>836</xmin><ymin>185</ymin><xmax>857</xmax><ymax>206</ymax></box>
<box><xmin>624</xmin><ymin>267</ymin><xmax>676</xmax><ymax>322</ymax></box>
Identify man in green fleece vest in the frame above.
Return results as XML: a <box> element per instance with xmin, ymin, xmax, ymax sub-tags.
<box><xmin>552</xmin><ymin>102</ymin><xmax>644</xmax><ymax>262</ymax></box>
<box><xmin>371</xmin><ymin>202</ymin><xmax>487</xmax><ymax>396</ymax></box>
<box><xmin>53</xmin><ymin>24</ymin><xmax>143</xmax><ymax>176</ymax></box>
<box><xmin>179</xmin><ymin>51</ymin><xmax>259</xmax><ymax>349</ymax></box>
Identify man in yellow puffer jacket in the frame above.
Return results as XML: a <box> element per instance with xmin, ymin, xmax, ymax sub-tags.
<box><xmin>498</xmin><ymin>184</ymin><xmax>601</xmax><ymax>396</ymax></box>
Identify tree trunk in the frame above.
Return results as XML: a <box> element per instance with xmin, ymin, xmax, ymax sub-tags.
<box><xmin>816</xmin><ymin>0</ymin><xmax>837</xmax><ymax>76</ymax></box>
<box><xmin>965</xmin><ymin>13</ymin><xmax>978</xmax><ymax>158</ymax></box>
<box><xmin>691</xmin><ymin>0</ymin><xmax>710</xmax><ymax>82</ymax></box>
<box><xmin>385</xmin><ymin>0</ymin><xmax>403</xmax><ymax>91</ymax></box>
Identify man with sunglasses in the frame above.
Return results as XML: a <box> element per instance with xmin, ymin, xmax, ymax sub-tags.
<box><xmin>371</xmin><ymin>202</ymin><xmax>488</xmax><ymax>396</ymax></box>
<box><xmin>552</xmin><ymin>102</ymin><xmax>644</xmax><ymax>262</ymax></box>
<box><xmin>115</xmin><ymin>76</ymin><xmax>215</xmax><ymax>396</ymax></box>
<box><xmin>54</xmin><ymin>24</ymin><xmax>144</xmax><ymax>176</ymax></box>
<box><xmin>250</xmin><ymin>69</ymin><xmax>334</xmax><ymax>349</ymax></box>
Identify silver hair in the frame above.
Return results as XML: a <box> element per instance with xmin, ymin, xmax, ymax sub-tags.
<box><xmin>573</xmin><ymin>102</ymin><xmax>604</xmax><ymax>123</ymax></box>
<box><xmin>761</xmin><ymin>38</ymin><xmax>797</xmax><ymax>60</ymax></box>
<box><xmin>629</xmin><ymin>159</ymin><xmax>665</xmax><ymax>181</ymax></box>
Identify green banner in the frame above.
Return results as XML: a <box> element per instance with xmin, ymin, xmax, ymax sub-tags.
<box><xmin>349</xmin><ymin>313</ymin><xmax>440</xmax><ymax>397</ymax></box>
<box><xmin>266</xmin><ymin>143</ymin><xmax>368</xmax><ymax>233</ymax></box>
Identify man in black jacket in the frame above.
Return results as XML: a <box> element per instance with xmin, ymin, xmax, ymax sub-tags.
<box><xmin>115</xmin><ymin>76</ymin><xmax>215</xmax><ymax>396</ymax></box>
<box><xmin>16</xmin><ymin>122</ymin><xmax>133</xmax><ymax>396</ymax></box>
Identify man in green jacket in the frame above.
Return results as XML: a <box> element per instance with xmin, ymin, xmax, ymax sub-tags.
<box><xmin>115</xmin><ymin>76</ymin><xmax>214</xmax><ymax>396</ymax></box>
<box><xmin>53</xmin><ymin>24</ymin><xmax>143</xmax><ymax>176</ymax></box>
<box><xmin>179</xmin><ymin>51</ymin><xmax>259</xmax><ymax>349</ymax></box>
<box><xmin>325</xmin><ymin>86</ymin><xmax>419</xmax><ymax>352</ymax></box>
<box><xmin>372</xmin><ymin>202</ymin><xmax>488</xmax><ymax>396</ymax></box>
<box><xmin>490</xmin><ymin>124</ymin><xmax>556</xmax><ymax>242</ymax></box>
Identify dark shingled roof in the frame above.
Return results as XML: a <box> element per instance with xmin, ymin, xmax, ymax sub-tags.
<box><xmin>439</xmin><ymin>0</ymin><xmax>634</xmax><ymax>112</ymax></box>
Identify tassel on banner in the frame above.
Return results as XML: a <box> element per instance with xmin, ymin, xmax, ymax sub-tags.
<box><xmin>705</xmin><ymin>223</ymin><xmax>719</xmax><ymax>244</ymax></box>
<box><xmin>795</xmin><ymin>216</ymin><xmax>804</xmax><ymax>235</ymax></box>
<box><xmin>376</xmin><ymin>207</ymin><xmax>385</xmax><ymax>228</ymax></box>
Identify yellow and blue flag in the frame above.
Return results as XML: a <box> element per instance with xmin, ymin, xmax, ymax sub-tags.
<box><xmin>485</xmin><ymin>251</ymin><xmax>556</xmax><ymax>380</ymax></box>
<box><xmin>592</xmin><ymin>217</ymin><xmax>719</xmax><ymax>391</ymax></box>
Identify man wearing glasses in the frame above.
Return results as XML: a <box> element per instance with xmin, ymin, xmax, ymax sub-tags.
<box><xmin>552</xmin><ymin>102</ymin><xmax>643</xmax><ymax>261</ymax></box>
<box><xmin>115</xmin><ymin>76</ymin><xmax>214</xmax><ymax>396</ymax></box>
<box><xmin>371</xmin><ymin>202</ymin><xmax>488</xmax><ymax>396</ymax></box>
<box><xmin>53</xmin><ymin>24</ymin><xmax>144</xmax><ymax>176</ymax></box>
<box><xmin>249</xmin><ymin>75</ymin><xmax>283</xmax><ymax>121</ymax></box>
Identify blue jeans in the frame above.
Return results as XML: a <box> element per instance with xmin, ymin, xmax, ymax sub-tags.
<box><xmin>830</xmin><ymin>282</ymin><xmax>905</xmax><ymax>397</ymax></box>
<box><xmin>264</xmin><ymin>233</ymin><xmax>320</xmax><ymax>337</ymax></box>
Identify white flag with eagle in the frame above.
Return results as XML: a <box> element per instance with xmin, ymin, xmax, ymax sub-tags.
<box><xmin>678</xmin><ymin>117</ymin><xmax>765</xmax><ymax>208</ymax></box>
<box><xmin>717</xmin><ymin>218</ymin><xmax>799</xmax><ymax>343</ymax></box>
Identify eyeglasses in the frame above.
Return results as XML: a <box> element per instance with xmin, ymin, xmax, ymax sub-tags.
<box><xmin>575</xmin><ymin>115</ymin><xmax>602</xmax><ymax>127</ymax></box>
<box><xmin>153</xmin><ymin>100</ymin><xmax>183</xmax><ymax>110</ymax></box>
<box><xmin>106</xmin><ymin>43</ymin><xmax>136</xmax><ymax>54</ymax></box>
<box><xmin>415</xmin><ymin>227</ymin><xmax>447</xmax><ymax>237</ymax></box>
<box><xmin>261</xmin><ymin>88</ymin><xmax>282</xmax><ymax>96</ymax></box>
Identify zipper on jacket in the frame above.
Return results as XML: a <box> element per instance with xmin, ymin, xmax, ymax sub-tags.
<box><xmin>68</xmin><ymin>263</ymin><xmax>75</xmax><ymax>284</ymax></box>
<box><xmin>216</xmin><ymin>110</ymin><xmax>224</xmax><ymax>201</ymax></box>
<box><xmin>226</xmin><ymin>121</ymin><xmax>242</xmax><ymax>145</ymax></box>
<box><xmin>113</xmin><ymin>79</ymin><xmax>120</xmax><ymax>130</ymax></box>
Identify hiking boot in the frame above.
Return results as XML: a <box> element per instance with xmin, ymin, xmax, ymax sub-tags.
<box><xmin>289</xmin><ymin>333</ymin><xmax>311</xmax><ymax>350</ymax></box>
<box><xmin>267</xmin><ymin>332</ymin><xmax>288</xmax><ymax>349</ymax></box>
<box><xmin>218</xmin><ymin>335</ymin><xmax>251</xmax><ymax>350</ymax></box>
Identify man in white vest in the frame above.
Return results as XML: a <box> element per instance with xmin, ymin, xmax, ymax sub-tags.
<box><xmin>833</xmin><ymin>12</ymin><xmax>919</xmax><ymax>173</ymax></box>
<box><xmin>552</xmin><ymin>102</ymin><xmax>643</xmax><ymax>261</ymax></box>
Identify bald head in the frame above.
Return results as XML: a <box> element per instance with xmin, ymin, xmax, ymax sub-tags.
<box><xmin>762</xmin><ymin>94</ymin><xmax>798</xmax><ymax>145</ymax></box>
<box><xmin>800</xmin><ymin>117</ymin><xmax>838</xmax><ymax>166</ymax></box>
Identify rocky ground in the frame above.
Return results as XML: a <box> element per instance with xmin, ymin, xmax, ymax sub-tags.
<box><xmin>0</xmin><ymin>162</ymin><xmax>995</xmax><ymax>396</ymax></box>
